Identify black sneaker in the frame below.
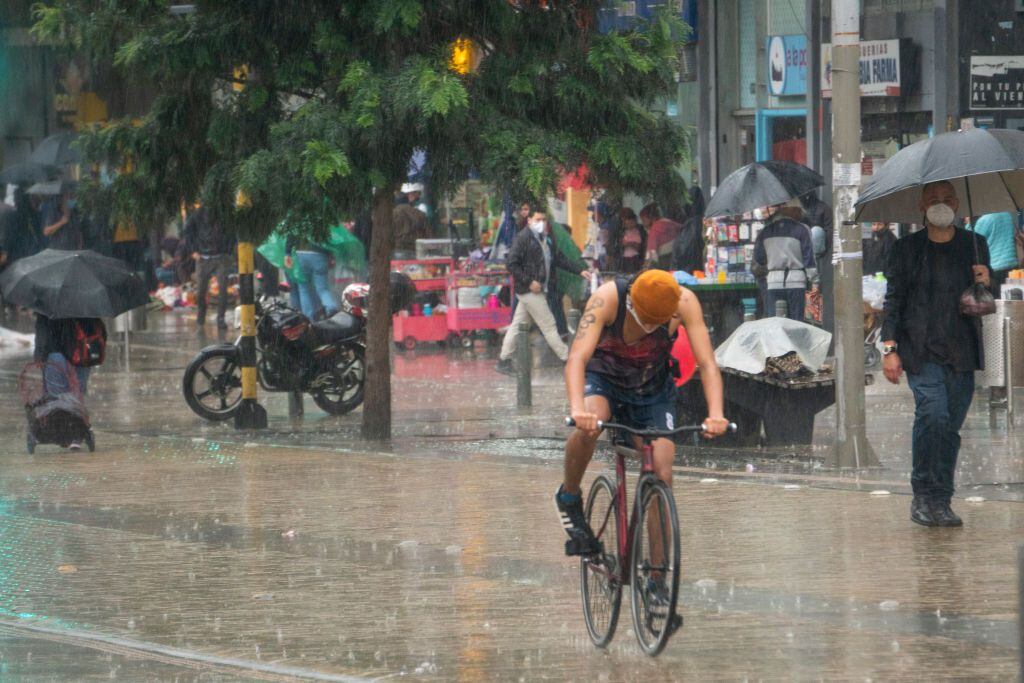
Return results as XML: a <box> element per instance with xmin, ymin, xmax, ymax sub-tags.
<box><xmin>554</xmin><ymin>486</ymin><xmax>601</xmax><ymax>556</ymax></box>
<box><xmin>910</xmin><ymin>496</ymin><xmax>937</xmax><ymax>527</ymax></box>
<box><xmin>931</xmin><ymin>501</ymin><xmax>963</xmax><ymax>527</ymax></box>
<box><xmin>643</xmin><ymin>578</ymin><xmax>683</xmax><ymax>636</ymax></box>
<box><xmin>495</xmin><ymin>359</ymin><xmax>516</xmax><ymax>377</ymax></box>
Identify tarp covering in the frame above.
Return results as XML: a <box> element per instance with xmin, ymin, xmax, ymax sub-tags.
<box><xmin>714</xmin><ymin>317</ymin><xmax>832</xmax><ymax>375</ymax></box>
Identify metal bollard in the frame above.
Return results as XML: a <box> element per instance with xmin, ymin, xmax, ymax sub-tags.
<box><xmin>516</xmin><ymin>321</ymin><xmax>532</xmax><ymax>408</ymax></box>
<box><xmin>567</xmin><ymin>308</ymin><xmax>581</xmax><ymax>342</ymax></box>
<box><xmin>774</xmin><ymin>299</ymin><xmax>788</xmax><ymax>318</ymax></box>
<box><xmin>288</xmin><ymin>390</ymin><xmax>304</xmax><ymax>418</ymax></box>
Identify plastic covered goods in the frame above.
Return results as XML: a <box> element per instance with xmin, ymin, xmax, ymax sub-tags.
<box><xmin>714</xmin><ymin>317</ymin><xmax>832</xmax><ymax>375</ymax></box>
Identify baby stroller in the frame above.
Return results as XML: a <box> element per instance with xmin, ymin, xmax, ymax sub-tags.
<box><xmin>19</xmin><ymin>361</ymin><xmax>95</xmax><ymax>454</ymax></box>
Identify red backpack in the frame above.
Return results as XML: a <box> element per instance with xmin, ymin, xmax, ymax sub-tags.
<box><xmin>68</xmin><ymin>319</ymin><xmax>106</xmax><ymax>367</ymax></box>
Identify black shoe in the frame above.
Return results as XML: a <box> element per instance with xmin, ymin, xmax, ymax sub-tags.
<box><xmin>495</xmin><ymin>359</ymin><xmax>516</xmax><ymax>377</ymax></box>
<box><xmin>643</xmin><ymin>578</ymin><xmax>683</xmax><ymax>636</ymax></box>
<box><xmin>910</xmin><ymin>496</ymin><xmax>938</xmax><ymax>527</ymax></box>
<box><xmin>554</xmin><ymin>486</ymin><xmax>601</xmax><ymax>556</ymax></box>
<box><xmin>931</xmin><ymin>501</ymin><xmax>963</xmax><ymax>527</ymax></box>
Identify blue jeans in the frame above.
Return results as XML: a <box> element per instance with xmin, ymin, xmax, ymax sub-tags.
<box><xmin>906</xmin><ymin>362</ymin><xmax>975</xmax><ymax>502</ymax></box>
<box><xmin>296</xmin><ymin>252</ymin><xmax>337</xmax><ymax>318</ymax></box>
<box><xmin>43</xmin><ymin>353</ymin><xmax>91</xmax><ymax>396</ymax></box>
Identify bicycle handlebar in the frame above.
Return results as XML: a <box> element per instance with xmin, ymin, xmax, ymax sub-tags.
<box><xmin>565</xmin><ymin>417</ymin><xmax>737</xmax><ymax>438</ymax></box>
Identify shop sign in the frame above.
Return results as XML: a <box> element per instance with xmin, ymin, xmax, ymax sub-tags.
<box><xmin>821</xmin><ymin>39</ymin><xmax>902</xmax><ymax>98</ymax></box>
<box><xmin>767</xmin><ymin>35</ymin><xmax>807</xmax><ymax>96</ymax></box>
<box><xmin>970</xmin><ymin>56</ymin><xmax>1024</xmax><ymax>110</ymax></box>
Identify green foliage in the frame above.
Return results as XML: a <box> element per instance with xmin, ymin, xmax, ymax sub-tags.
<box><xmin>34</xmin><ymin>0</ymin><xmax>693</xmax><ymax>241</ymax></box>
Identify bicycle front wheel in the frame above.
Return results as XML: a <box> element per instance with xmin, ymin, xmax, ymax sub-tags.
<box><xmin>629</xmin><ymin>477</ymin><xmax>681</xmax><ymax>656</ymax></box>
<box><xmin>581</xmin><ymin>475</ymin><xmax>623</xmax><ymax>648</ymax></box>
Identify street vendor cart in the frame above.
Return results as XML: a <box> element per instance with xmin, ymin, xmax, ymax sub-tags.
<box><xmin>391</xmin><ymin>257</ymin><xmax>454</xmax><ymax>350</ymax></box>
<box><xmin>445</xmin><ymin>265</ymin><xmax>512</xmax><ymax>348</ymax></box>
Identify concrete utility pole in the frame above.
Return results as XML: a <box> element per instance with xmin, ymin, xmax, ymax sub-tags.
<box><xmin>829</xmin><ymin>0</ymin><xmax>877</xmax><ymax>468</ymax></box>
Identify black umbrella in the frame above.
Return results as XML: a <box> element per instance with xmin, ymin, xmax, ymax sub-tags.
<box><xmin>27</xmin><ymin>132</ymin><xmax>81</xmax><ymax>167</ymax></box>
<box><xmin>854</xmin><ymin>128</ymin><xmax>1024</xmax><ymax>223</ymax></box>
<box><xmin>704</xmin><ymin>160</ymin><xmax>824</xmax><ymax>218</ymax></box>
<box><xmin>0</xmin><ymin>249</ymin><xmax>149</xmax><ymax>319</ymax></box>
<box><xmin>0</xmin><ymin>161</ymin><xmax>60</xmax><ymax>185</ymax></box>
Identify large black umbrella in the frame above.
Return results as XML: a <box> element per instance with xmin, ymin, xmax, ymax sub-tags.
<box><xmin>27</xmin><ymin>132</ymin><xmax>81</xmax><ymax>167</ymax></box>
<box><xmin>0</xmin><ymin>249</ymin><xmax>149</xmax><ymax>319</ymax></box>
<box><xmin>0</xmin><ymin>161</ymin><xmax>60</xmax><ymax>185</ymax></box>
<box><xmin>855</xmin><ymin>128</ymin><xmax>1024</xmax><ymax>222</ymax></box>
<box><xmin>704</xmin><ymin>160</ymin><xmax>824</xmax><ymax>218</ymax></box>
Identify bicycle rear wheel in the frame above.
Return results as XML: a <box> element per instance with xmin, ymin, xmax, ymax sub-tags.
<box><xmin>629</xmin><ymin>477</ymin><xmax>681</xmax><ymax>656</ymax></box>
<box><xmin>581</xmin><ymin>475</ymin><xmax>622</xmax><ymax>647</ymax></box>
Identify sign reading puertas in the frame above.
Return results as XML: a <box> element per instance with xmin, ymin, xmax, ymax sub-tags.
<box><xmin>970</xmin><ymin>56</ymin><xmax>1024</xmax><ymax>110</ymax></box>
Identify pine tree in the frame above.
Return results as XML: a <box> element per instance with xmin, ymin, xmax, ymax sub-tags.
<box><xmin>33</xmin><ymin>0</ymin><xmax>691</xmax><ymax>439</ymax></box>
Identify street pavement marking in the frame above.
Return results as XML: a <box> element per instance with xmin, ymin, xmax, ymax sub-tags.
<box><xmin>0</xmin><ymin>619</ymin><xmax>375</xmax><ymax>683</ymax></box>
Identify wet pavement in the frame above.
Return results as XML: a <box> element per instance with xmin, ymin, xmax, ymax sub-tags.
<box><xmin>0</xmin><ymin>310</ymin><xmax>1021</xmax><ymax>680</ymax></box>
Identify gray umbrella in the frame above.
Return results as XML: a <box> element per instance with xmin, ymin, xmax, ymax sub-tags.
<box><xmin>704</xmin><ymin>160</ymin><xmax>824</xmax><ymax>218</ymax></box>
<box><xmin>854</xmin><ymin>128</ymin><xmax>1024</xmax><ymax>222</ymax></box>
<box><xmin>27</xmin><ymin>132</ymin><xmax>81</xmax><ymax>167</ymax></box>
<box><xmin>0</xmin><ymin>161</ymin><xmax>60</xmax><ymax>185</ymax></box>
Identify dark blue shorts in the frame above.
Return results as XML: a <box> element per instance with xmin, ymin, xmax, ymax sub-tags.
<box><xmin>584</xmin><ymin>372</ymin><xmax>678</xmax><ymax>432</ymax></box>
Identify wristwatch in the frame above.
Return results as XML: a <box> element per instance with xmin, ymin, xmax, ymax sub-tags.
<box><xmin>882</xmin><ymin>344</ymin><xmax>898</xmax><ymax>356</ymax></box>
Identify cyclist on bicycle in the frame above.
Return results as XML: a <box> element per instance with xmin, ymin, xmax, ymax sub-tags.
<box><xmin>556</xmin><ymin>269</ymin><xmax>729</xmax><ymax>555</ymax></box>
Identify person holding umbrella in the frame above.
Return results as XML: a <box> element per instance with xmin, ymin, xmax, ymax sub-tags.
<box><xmin>879</xmin><ymin>181</ymin><xmax>990</xmax><ymax>528</ymax></box>
<box><xmin>855</xmin><ymin>127</ymin><xmax>1024</xmax><ymax>527</ymax></box>
<box><xmin>1</xmin><ymin>249</ymin><xmax>149</xmax><ymax>449</ymax></box>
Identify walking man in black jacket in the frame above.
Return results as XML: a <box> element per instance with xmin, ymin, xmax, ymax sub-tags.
<box><xmin>496</xmin><ymin>209</ymin><xmax>588</xmax><ymax>376</ymax></box>
<box><xmin>182</xmin><ymin>204</ymin><xmax>234</xmax><ymax>329</ymax></box>
<box><xmin>881</xmin><ymin>181</ymin><xmax>991</xmax><ymax>528</ymax></box>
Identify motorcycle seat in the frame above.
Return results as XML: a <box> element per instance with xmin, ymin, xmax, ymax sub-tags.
<box><xmin>312</xmin><ymin>310</ymin><xmax>363</xmax><ymax>343</ymax></box>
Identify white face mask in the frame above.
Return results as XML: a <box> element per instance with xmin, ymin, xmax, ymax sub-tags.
<box><xmin>530</xmin><ymin>220</ymin><xmax>546</xmax><ymax>235</ymax></box>
<box><xmin>925</xmin><ymin>203</ymin><xmax>955</xmax><ymax>228</ymax></box>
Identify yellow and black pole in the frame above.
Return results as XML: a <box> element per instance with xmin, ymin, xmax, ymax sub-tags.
<box><xmin>234</xmin><ymin>240</ymin><xmax>267</xmax><ymax>430</ymax></box>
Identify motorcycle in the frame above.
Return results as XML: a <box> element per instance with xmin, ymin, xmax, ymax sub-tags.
<box><xmin>182</xmin><ymin>295</ymin><xmax>367</xmax><ymax>420</ymax></box>
<box><xmin>182</xmin><ymin>273</ymin><xmax>416</xmax><ymax>421</ymax></box>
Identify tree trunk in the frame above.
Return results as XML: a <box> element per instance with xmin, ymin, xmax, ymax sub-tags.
<box><xmin>361</xmin><ymin>187</ymin><xmax>395</xmax><ymax>440</ymax></box>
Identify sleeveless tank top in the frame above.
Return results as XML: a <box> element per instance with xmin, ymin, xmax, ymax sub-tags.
<box><xmin>585</xmin><ymin>279</ymin><xmax>676</xmax><ymax>396</ymax></box>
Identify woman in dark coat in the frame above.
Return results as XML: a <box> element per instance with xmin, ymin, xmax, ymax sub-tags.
<box><xmin>606</xmin><ymin>207</ymin><xmax>648</xmax><ymax>275</ymax></box>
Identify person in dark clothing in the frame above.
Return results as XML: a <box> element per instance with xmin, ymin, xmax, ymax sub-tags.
<box><xmin>182</xmin><ymin>205</ymin><xmax>234</xmax><ymax>328</ymax></box>
<box><xmin>496</xmin><ymin>210</ymin><xmax>588</xmax><ymax>375</ymax></box>
<box><xmin>862</xmin><ymin>222</ymin><xmax>896</xmax><ymax>275</ymax></box>
<box><xmin>671</xmin><ymin>186</ymin><xmax>706</xmax><ymax>274</ymax></box>
<box><xmin>392</xmin><ymin>183</ymin><xmax>430</xmax><ymax>256</ymax></box>
<box><xmin>40</xmin><ymin>191</ymin><xmax>83</xmax><ymax>251</ymax></box>
<box><xmin>882</xmin><ymin>181</ymin><xmax>991</xmax><ymax>528</ymax></box>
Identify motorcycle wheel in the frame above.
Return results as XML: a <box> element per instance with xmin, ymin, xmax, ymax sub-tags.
<box><xmin>311</xmin><ymin>344</ymin><xmax>366</xmax><ymax>416</ymax></box>
<box><xmin>182</xmin><ymin>348</ymin><xmax>244</xmax><ymax>421</ymax></box>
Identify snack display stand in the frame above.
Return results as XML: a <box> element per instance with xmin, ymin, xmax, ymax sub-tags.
<box><xmin>391</xmin><ymin>258</ymin><xmax>513</xmax><ymax>350</ymax></box>
<box><xmin>391</xmin><ymin>258</ymin><xmax>454</xmax><ymax>350</ymax></box>
<box><xmin>445</xmin><ymin>266</ymin><xmax>512</xmax><ymax>348</ymax></box>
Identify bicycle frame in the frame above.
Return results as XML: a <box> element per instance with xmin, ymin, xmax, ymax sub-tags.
<box><xmin>586</xmin><ymin>436</ymin><xmax>657</xmax><ymax>587</ymax></box>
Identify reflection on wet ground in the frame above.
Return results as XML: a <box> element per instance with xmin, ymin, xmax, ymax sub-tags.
<box><xmin>0</xmin><ymin>311</ymin><xmax>1020</xmax><ymax>679</ymax></box>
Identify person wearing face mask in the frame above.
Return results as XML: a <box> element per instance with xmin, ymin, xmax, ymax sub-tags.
<box><xmin>496</xmin><ymin>210</ymin><xmax>589</xmax><ymax>376</ymax></box>
<box><xmin>558</xmin><ymin>269</ymin><xmax>728</xmax><ymax>562</ymax></box>
<box><xmin>881</xmin><ymin>180</ymin><xmax>992</xmax><ymax>528</ymax></box>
